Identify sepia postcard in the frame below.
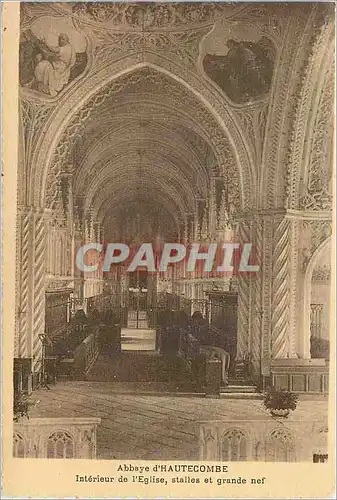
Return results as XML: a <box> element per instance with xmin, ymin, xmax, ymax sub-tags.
<box><xmin>1</xmin><ymin>1</ymin><xmax>336</xmax><ymax>498</ymax></box>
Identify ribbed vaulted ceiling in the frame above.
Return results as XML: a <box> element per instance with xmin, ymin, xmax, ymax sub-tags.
<box><xmin>71</xmin><ymin>69</ymin><xmax>218</xmax><ymax>242</ymax></box>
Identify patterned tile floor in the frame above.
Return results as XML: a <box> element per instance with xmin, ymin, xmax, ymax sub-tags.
<box><xmin>28</xmin><ymin>381</ymin><xmax>329</xmax><ymax>460</ymax></box>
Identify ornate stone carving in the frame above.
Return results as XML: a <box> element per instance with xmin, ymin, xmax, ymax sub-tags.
<box><xmin>200</xmin><ymin>203</ymin><xmax>210</xmax><ymax>242</ymax></box>
<box><xmin>20</xmin><ymin>3</ymin><xmax>62</xmax><ymax>31</ymax></box>
<box><xmin>235</xmin><ymin>104</ymin><xmax>268</xmax><ymax>166</ymax></box>
<box><xmin>196</xmin><ymin>199</ymin><xmax>206</xmax><ymax>239</ymax></box>
<box><xmin>299</xmin><ymin>63</ymin><xmax>333</xmax><ymax>211</ymax></box>
<box><xmin>203</xmin><ymin>428</ymin><xmax>215</xmax><ymax>442</ymax></box>
<box><xmin>312</xmin><ymin>265</ymin><xmax>331</xmax><ymax>282</ymax></box>
<box><xmin>46</xmin><ymin>68</ymin><xmax>240</xmax><ymax>213</ymax></box>
<box><xmin>46</xmin><ymin>280</ymin><xmax>74</xmax><ymax>292</ymax></box>
<box><xmin>20</xmin><ymin>100</ymin><xmax>54</xmax><ymax>167</ymax></box>
<box><xmin>92</xmin><ymin>29</ymin><xmax>210</xmax><ymax>68</ymax></box>
<box><xmin>214</xmin><ymin>177</ymin><xmax>225</xmax><ymax>228</ymax></box>
<box><xmin>59</xmin><ymin>165</ymin><xmax>74</xmax><ymax>221</ymax></box>
<box><xmin>261</xmin><ymin>10</ymin><xmax>321</xmax><ymax>209</ymax></box>
<box><xmin>286</xmin><ymin>16</ymin><xmax>334</xmax><ymax>210</ymax></box>
<box><xmin>301</xmin><ymin>220</ymin><xmax>331</xmax><ymax>270</ymax></box>
<box><xmin>14</xmin><ymin>418</ymin><xmax>100</xmax><ymax>458</ymax></box>
<box><xmin>72</xmin><ymin>2</ymin><xmax>228</xmax><ymax>29</ymax></box>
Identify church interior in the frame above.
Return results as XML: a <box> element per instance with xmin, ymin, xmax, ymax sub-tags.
<box><xmin>13</xmin><ymin>2</ymin><xmax>333</xmax><ymax>461</ymax></box>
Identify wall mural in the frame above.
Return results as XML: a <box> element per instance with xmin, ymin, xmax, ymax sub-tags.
<box><xmin>203</xmin><ymin>37</ymin><xmax>275</xmax><ymax>104</ymax></box>
<box><xmin>19</xmin><ymin>16</ymin><xmax>87</xmax><ymax>98</ymax></box>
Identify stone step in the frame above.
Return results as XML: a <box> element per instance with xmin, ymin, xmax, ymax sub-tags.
<box><xmin>219</xmin><ymin>392</ymin><xmax>264</xmax><ymax>400</ymax></box>
<box><xmin>228</xmin><ymin>379</ymin><xmax>252</xmax><ymax>386</ymax></box>
<box><xmin>221</xmin><ymin>385</ymin><xmax>257</xmax><ymax>393</ymax></box>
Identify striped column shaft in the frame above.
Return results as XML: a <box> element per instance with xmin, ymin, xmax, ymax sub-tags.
<box><xmin>271</xmin><ymin>218</ymin><xmax>290</xmax><ymax>358</ymax></box>
<box><xmin>32</xmin><ymin>211</ymin><xmax>47</xmax><ymax>374</ymax></box>
<box><xmin>18</xmin><ymin>210</ymin><xmax>32</xmax><ymax>357</ymax></box>
<box><xmin>288</xmin><ymin>219</ymin><xmax>300</xmax><ymax>357</ymax></box>
<box><xmin>260</xmin><ymin>217</ymin><xmax>274</xmax><ymax>359</ymax></box>
<box><xmin>251</xmin><ymin>217</ymin><xmax>263</xmax><ymax>371</ymax></box>
<box><xmin>236</xmin><ymin>221</ymin><xmax>251</xmax><ymax>360</ymax></box>
<box><xmin>14</xmin><ymin>211</ymin><xmax>22</xmax><ymax>358</ymax></box>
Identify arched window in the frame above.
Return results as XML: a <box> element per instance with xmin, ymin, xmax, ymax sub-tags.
<box><xmin>267</xmin><ymin>428</ymin><xmax>296</xmax><ymax>462</ymax></box>
<box><xmin>13</xmin><ymin>432</ymin><xmax>25</xmax><ymax>458</ymax></box>
<box><xmin>221</xmin><ymin>429</ymin><xmax>247</xmax><ymax>461</ymax></box>
<box><xmin>46</xmin><ymin>430</ymin><xmax>74</xmax><ymax>459</ymax></box>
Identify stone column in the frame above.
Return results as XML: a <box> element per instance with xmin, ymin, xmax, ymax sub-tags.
<box><xmin>270</xmin><ymin>216</ymin><xmax>291</xmax><ymax>358</ymax></box>
<box><xmin>31</xmin><ymin>209</ymin><xmax>48</xmax><ymax>378</ymax></box>
<box><xmin>286</xmin><ymin>217</ymin><xmax>300</xmax><ymax>358</ymax></box>
<box><xmin>15</xmin><ymin>206</ymin><xmax>34</xmax><ymax>359</ymax></box>
<box><xmin>250</xmin><ymin>215</ymin><xmax>264</xmax><ymax>374</ymax></box>
<box><xmin>236</xmin><ymin>219</ymin><xmax>253</xmax><ymax>361</ymax></box>
<box><xmin>255</xmin><ymin>213</ymin><xmax>294</xmax><ymax>362</ymax></box>
<box><xmin>238</xmin><ymin>213</ymin><xmax>292</xmax><ymax>375</ymax></box>
<box><xmin>16</xmin><ymin>206</ymin><xmax>49</xmax><ymax>382</ymax></box>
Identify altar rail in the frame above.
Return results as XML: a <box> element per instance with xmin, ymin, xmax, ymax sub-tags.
<box><xmin>13</xmin><ymin>417</ymin><xmax>101</xmax><ymax>458</ymax></box>
<box><xmin>198</xmin><ymin>419</ymin><xmax>328</xmax><ymax>462</ymax></box>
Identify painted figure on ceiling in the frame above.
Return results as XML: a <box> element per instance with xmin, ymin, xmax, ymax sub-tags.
<box><xmin>20</xmin><ymin>28</ymin><xmax>87</xmax><ymax>98</ymax></box>
<box><xmin>203</xmin><ymin>37</ymin><xmax>275</xmax><ymax>104</ymax></box>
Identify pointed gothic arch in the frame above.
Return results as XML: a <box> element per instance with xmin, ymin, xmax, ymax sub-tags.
<box><xmin>26</xmin><ymin>57</ymin><xmax>255</xmax><ymax>213</ymax></box>
<box><xmin>301</xmin><ymin>236</ymin><xmax>331</xmax><ymax>359</ymax></box>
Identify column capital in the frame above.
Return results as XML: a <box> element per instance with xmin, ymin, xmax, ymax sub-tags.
<box><xmin>16</xmin><ymin>205</ymin><xmax>33</xmax><ymax>216</ymax></box>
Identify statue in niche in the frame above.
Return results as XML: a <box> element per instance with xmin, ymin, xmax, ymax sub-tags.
<box><xmin>203</xmin><ymin>37</ymin><xmax>275</xmax><ymax>104</ymax></box>
<box><xmin>20</xmin><ymin>26</ymin><xmax>87</xmax><ymax>98</ymax></box>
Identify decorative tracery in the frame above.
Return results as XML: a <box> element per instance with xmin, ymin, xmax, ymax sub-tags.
<box><xmin>46</xmin><ymin>430</ymin><xmax>75</xmax><ymax>459</ymax></box>
<box><xmin>221</xmin><ymin>429</ymin><xmax>247</xmax><ymax>461</ymax></box>
<box><xmin>13</xmin><ymin>432</ymin><xmax>25</xmax><ymax>458</ymax></box>
<box><xmin>267</xmin><ymin>428</ymin><xmax>296</xmax><ymax>462</ymax></box>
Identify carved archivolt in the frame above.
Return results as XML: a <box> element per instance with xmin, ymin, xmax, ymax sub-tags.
<box><xmin>25</xmin><ymin>46</ymin><xmax>255</xmax><ymax>213</ymax></box>
<box><xmin>299</xmin><ymin>61</ymin><xmax>334</xmax><ymax>211</ymax></box>
<box><xmin>72</xmin><ymin>2</ymin><xmax>229</xmax><ymax>29</ymax></box>
<box><xmin>286</xmin><ymin>18</ymin><xmax>334</xmax><ymax>211</ymax></box>
<box><xmin>20</xmin><ymin>100</ymin><xmax>54</xmax><ymax>173</ymax></box>
<box><xmin>260</xmin><ymin>6</ymin><xmax>329</xmax><ymax>209</ymax></box>
<box><xmin>43</xmin><ymin>67</ymin><xmax>244</xmax><ymax>216</ymax></box>
<box><xmin>301</xmin><ymin>220</ymin><xmax>332</xmax><ymax>271</ymax></box>
<box><xmin>91</xmin><ymin>28</ymin><xmax>211</xmax><ymax>70</ymax></box>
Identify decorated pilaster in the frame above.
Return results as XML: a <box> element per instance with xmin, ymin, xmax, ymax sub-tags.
<box><xmin>31</xmin><ymin>208</ymin><xmax>48</xmax><ymax>377</ymax></box>
<box><xmin>15</xmin><ymin>206</ymin><xmax>34</xmax><ymax>359</ymax></box>
<box><xmin>270</xmin><ymin>216</ymin><xmax>292</xmax><ymax>358</ymax></box>
<box><xmin>235</xmin><ymin>219</ymin><xmax>254</xmax><ymax>361</ymax></box>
